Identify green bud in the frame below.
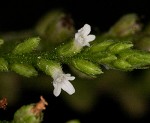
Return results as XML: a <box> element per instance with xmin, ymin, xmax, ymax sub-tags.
<box><xmin>35</xmin><ymin>10</ymin><xmax>75</xmax><ymax>46</ymax></box>
<box><xmin>128</xmin><ymin>55</ymin><xmax>150</xmax><ymax>67</ymax></box>
<box><xmin>56</xmin><ymin>41</ymin><xmax>81</xmax><ymax>57</ymax></box>
<box><xmin>72</xmin><ymin>59</ymin><xmax>103</xmax><ymax>76</ymax></box>
<box><xmin>119</xmin><ymin>50</ymin><xmax>133</xmax><ymax>59</ymax></box>
<box><xmin>13</xmin><ymin>105</ymin><xmax>42</xmax><ymax>123</ymax></box>
<box><xmin>13</xmin><ymin>37</ymin><xmax>40</xmax><ymax>54</ymax></box>
<box><xmin>89</xmin><ymin>40</ymin><xmax>114</xmax><ymax>52</ymax></box>
<box><xmin>120</xmin><ymin>50</ymin><xmax>150</xmax><ymax>67</ymax></box>
<box><xmin>108</xmin><ymin>42</ymin><xmax>133</xmax><ymax>54</ymax></box>
<box><xmin>13</xmin><ymin>96</ymin><xmax>47</xmax><ymax>123</ymax></box>
<box><xmin>108</xmin><ymin>13</ymin><xmax>141</xmax><ymax>37</ymax></box>
<box><xmin>11</xmin><ymin>63</ymin><xmax>38</xmax><ymax>77</ymax></box>
<box><xmin>113</xmin><ymin>59</ymin><xmax>132</xmax><ymax>70</ymax></box>
<box><xmin>0</xmin><ymin>58</ymin><xmax>8</xmax><ymax>71</ymax></box>
<box><xmin>37</xmin><ymin>59</ymin><xmax>61</xmax><ymax>76</ymax></box>
<box><xmin>95</xmin><ymin>53</ymin><xmax>117</xmax><ymax>63</ymax></box>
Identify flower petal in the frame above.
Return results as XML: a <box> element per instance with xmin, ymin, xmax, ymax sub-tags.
<box><xmin>61</xmin><ymin>81</ymin><xmax>75</xmax><ymax>95</ymax></box>
<box><xmin>65</xmin><ymin>74</ymin><xmax>75</xmax><ymax>80</ymax></box>
<box><xmin>53</xmin><ymin>83</ymin><xmax>62</xmax><ymax>97</ymax></box>
<box><xmin>85</xmin><ymin>35</ymin><xmax>96</xmax><ymax>42</ymax></box>
<box><xmin>82</xmin><ymin>24</ymin><xmax>91</xmax><ymax>36</ymax></box>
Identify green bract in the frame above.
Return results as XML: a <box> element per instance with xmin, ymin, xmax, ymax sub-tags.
<box><xmin>11</xmin><ymin>63</ymin><xmax>38</xmax><ymax>77</ymax></box>
<box><xmin>72</xmin><ymin>59</ymin><xmax>103</xmax><ymax>76</ymax></box>
<box><xmin>13</xmin><ymin>37</ymin><xmax>40</xmax><ymax>54</ymax></box>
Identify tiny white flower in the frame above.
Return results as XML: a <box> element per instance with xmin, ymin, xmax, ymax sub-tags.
<box><xmin>52</xmin><ymin>70</ymin><xmax>75</xmax><ymax>97</ymax></box>
<box><xmin>75</xmin><ymin>24</ymin><xmax>96</xmax><ymax>47</ymax></box>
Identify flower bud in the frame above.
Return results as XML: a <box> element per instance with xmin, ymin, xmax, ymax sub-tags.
<box><xmin>0</xmin><ymin>58</ymin><xmax>8</xmax><ymax>71</ymax></box>
<box><xmin>11</xmin><ymin>63</ymin><xmax>38</xmax><ymax>77</ymax></box>
<box><xmin>13</xmin><ymin>96</ymin><xmax>47</xmax><ymax>123</ymax></box>
<box><xmin>72</xmin><ymin>59</ymin><xmax>103</xmax><ymax>76</ymax></box>
<box><xmin>108</xmin><ymin>42</ymin><xmax>133</xmax><ymax>54</ymax></box>
<box><xmin>120</xmin><ymin>50</ymin><xmax>150</xmax><ymax>67</ymax></box>
<box><xmin>108</xmin><ymin>13</ymin><xmax>141</xmax><ymax>37</ymax></box>
<box><xmin>56</xmin><ymin>41</ymin><xmax>82</xmax><ymax>57</ymax></box>
<box><xmin>127</xmin><ymin>55</ymin><xmax>150</xmax><ymax>67</ymax></box>
<box><xmin>113</xmin><ymin>59</ymin><xmax>132</xmax><ymax>70</ymax></box>
<box><xmin>13</xmin><ymin>37</ymin><xmax>40</xmax><ymax>54</ymax></box>
<box><xmin>95</xmin><ymin>53</ymin><xmax>117</xmax><ymax>64</ymax></box>
<box><xmin>89</xmin><ymin>40</ymin><xmax>114</xmax><ymax>53</ymax></box>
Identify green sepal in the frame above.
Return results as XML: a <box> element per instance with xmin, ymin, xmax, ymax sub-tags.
<box><xmin>56</xmin><ymin>41</ymin><xmax>82</xmax><ymax>57</ymax></box>
<box><xmin>0</xmin><ymin>58</ymin><xmax>8</xmax><ymax>71</ymax></box>
<box><xmin>108</xmin><ymin>42</ymin><xmax>133</xmax><ymax>54</ymax></box>
<box><xmin>72</xmin><ymin>59</ymin><xmax>103</xmax><ymax>76</ymax></box>
<box><xmin>113</xmin><ymin>59</ymin><xmax>132</xmax><ymax>70</ymax></box>
<box><xmin>11</xmin><ymin>63</ymin><xmax>38</xmax><ymax>77</ymax></box>
<box><xmin>119</xmin><ymin>50</ymin><xmax>150</xmax><ymax>68</ymax></box>
<box><xmin>37</xmin><ymin>59</ymin><xmax>61</xmax><ymax>76</ymax></box>
<box><xmin>93</xmin><ymin>52</ymin><xmax>117</xmax><ymax>64</ymax></box>
<box><xmin>13</xmin><ymin>37</ymin><xmax>40</xmax><ymax>54</ymax></box>
<box><xmin>88</xmin><ymin>40</ymin><xmax>114</xmax><ymax>53</ymax></box>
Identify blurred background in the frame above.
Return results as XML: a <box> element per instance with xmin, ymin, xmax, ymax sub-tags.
<box><xmin>1</xmin><ymin>0</ymin><xmax>150</xmax><ymax>122</ymax></box>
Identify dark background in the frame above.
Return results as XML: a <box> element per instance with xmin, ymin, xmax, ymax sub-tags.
<box><xmin>0</xmin><ymin>0</ymin><xmax>150</xmax><ymax>123</ymax></box>
<box><xmin>1</xmin><ymin>0</ymin><xmax>150</xmax><ymax>32</ymax></box>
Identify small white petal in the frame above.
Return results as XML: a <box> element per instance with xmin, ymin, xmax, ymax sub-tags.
<box><xmin>61</xmin><ymin>81</ymin><xmax>75</xmax><ymax>95</ymax></box>
<box><xmin>82</xmin><ymin>24</ymin><xmax>91</xmax><ymax>36</ymax></box>
<box><xmin>65</xmin><ymin>74</ymin><xmax>75</xmax><ymax>80</ymax></box>
<box><xmin>85</xmin><ymin>35</ymin><xmax>96</xmax><ymax>42</ymax></box>
<box><xmin>53</xmin><ymin>83</ymin><xmax>62</xmax><ymax>97</ymax></box>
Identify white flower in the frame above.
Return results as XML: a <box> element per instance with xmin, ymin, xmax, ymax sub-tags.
<box><xmin>52</xmin><ymin>71</ymin><xmax>75</xmax><ymax>97</ymax></box>
<box><xmin>75</xmin><ymin>24</ymin><xmax>96</xmax><ymax>47</ymax></box>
